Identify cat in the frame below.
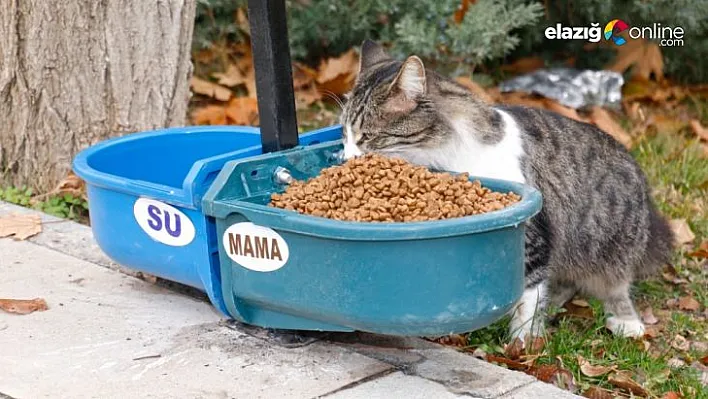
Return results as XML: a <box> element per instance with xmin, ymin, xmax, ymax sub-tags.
<box><xmin>339</xmin><ymin>40</ymin><xmax>674</xmax><ymax>342</ymax></box>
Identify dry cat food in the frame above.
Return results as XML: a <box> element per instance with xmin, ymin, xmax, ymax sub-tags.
<box><xmin>269</xmin><ymin>153</ymin><xmax>521</xmax><ymax>222</ymax></box>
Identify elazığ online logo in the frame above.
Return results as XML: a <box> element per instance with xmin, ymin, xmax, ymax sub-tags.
<box><xmin>545</xmin><ymin>19</ymin><xmax>684</xmax><ymax>47</ymax></box>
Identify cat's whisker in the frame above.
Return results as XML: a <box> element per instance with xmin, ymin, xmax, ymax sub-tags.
<box><xmin>318</xmin><ymin>89</ymin><xmax>345</xmax><ymax>110</ymax></box>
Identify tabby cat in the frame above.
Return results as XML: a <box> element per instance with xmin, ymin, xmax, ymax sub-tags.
<box><xmin>339</xmin><ymin>40</ymin><xmax>674</xmax><ymax>341</ymax></box>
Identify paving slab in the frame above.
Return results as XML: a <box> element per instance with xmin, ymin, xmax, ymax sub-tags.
<box><xmin>0</xmin><ymin>203</ymin><xmax>583</xmax><ymax>398</ymax></box>
<box><xmin>0</xmin><ymin>239</ymin><xmax>392</xmax><ymax>399</ymax></box>
<box><xmin>325</xmin><ymin>371</ymin><xmax>468</xmax><ymax>398</ymax></box>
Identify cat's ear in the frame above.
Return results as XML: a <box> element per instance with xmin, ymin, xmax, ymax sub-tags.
<box><xmin>359</xmin><ymin>40</ymin><xmax>389</xmax><ymax>72</ymax></box>
<box><xmin>390</xmin><ymin>56</ymin><xmax>426</xmax><ymax>100</ymax></box>
<box><xmin>382</xmin><ymin>56</ymin><xmax>426</xmax><ymax>114</ymax></box>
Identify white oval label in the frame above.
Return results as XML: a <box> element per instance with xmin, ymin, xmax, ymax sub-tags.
<box><xmin>222</xmin><ymin>222</ymin><xmax>290</xmax><ymax>272</ymax></box>
<box><xmin>133</xmin><ymin>198</ymin><xmax>195</xmax><ymax>247</ymax></box>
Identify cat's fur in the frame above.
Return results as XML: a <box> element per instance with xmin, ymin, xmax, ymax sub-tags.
<box><xmin>340</xmin><ymin>40</ymin><xmax>674</xmax><ymax>341</ymax></box>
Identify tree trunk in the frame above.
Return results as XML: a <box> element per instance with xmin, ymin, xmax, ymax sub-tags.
<box><xmin>0</xmin><ymin>0</ymin><xmax>196</xmax><ymax>192</ymax></box>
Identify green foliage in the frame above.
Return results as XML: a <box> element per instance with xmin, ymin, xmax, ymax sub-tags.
<box><xmin>193</xmin><ymin>0</ymin><xmax>707</xmax><ymax>84</ymax></box>
<box><xmin>0</xmin><ymin>186</ymin><xmax>33</xmax><ymax>206</ymax></box>
<box><xmin>0</xmin><ymin>186</ymin><xmax>89</xmax><ymax>222</ymax></box>
<box><xmin>539</xmin><ymin>0</ymin><xmax>708</xmax><ymax>84</ymax></box>
<box><xmin>193</xmin><ymin>0</ymin><xmax>247</xmax><ymax>51</ymax></box>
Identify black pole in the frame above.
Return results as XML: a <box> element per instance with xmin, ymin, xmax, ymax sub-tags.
<box><xmin>247</xmin><ymin>0</ymin><xmax>299</xmax><ymax>153</ymax></box>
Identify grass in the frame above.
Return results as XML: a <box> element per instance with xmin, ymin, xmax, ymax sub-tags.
<box><xmin>462</xmin><ymin>129</ymin><xmax>708</xmax><ymax>398</ymax></box>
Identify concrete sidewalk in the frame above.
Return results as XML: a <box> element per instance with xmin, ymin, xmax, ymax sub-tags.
<box><xmin>0</xmin><ymin>202</ymin><xmax>580</xmax><ymax>398</ymax></box>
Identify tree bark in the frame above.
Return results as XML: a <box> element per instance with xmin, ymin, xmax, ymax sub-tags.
<box><xmin>0</xmin><ymin>0</ymin><xmax>196</xmax><ymax>192</ymax></box>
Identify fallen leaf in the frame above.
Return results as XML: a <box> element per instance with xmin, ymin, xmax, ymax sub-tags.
<box><xmin>236</xmin><ymin>7</ymin><xmax>250</xmax><ymax>35</ymax></box>
<box><xmin>453</xmin><ymin>0</ymin><xmax>475</xmax><ymax>24</ymax></box>
<box><xmin>486</xmin><ymin>354</ymin><xmax>527</xmax><ymax>371</ymax></box>
<box><xmin>641</xmin><ymin>307</ymin><xmax>659</xmax><ymax>325</ymax></box>
<box><xmin>688</xmin><ymin>241</ymin><xmax>708</xmax><ymax>259</ymax></box>
<box><xmin>690</xmin><ymin>120</ymin><xmax>708</xmax><ymax>142</ymax></box>
<box><xmin>701</xmin><ymin>355</ymin><xmax>708</xmax><ymax>366</ymax></box>
<box><xmin>589</xmin><ymin>107</ymin><xmax>632</xmax><ymax>148</ymax></box>
<box><xmin>0</xmin><ymin>213</ymin><xmax>42</xmax><ymax>240</ymax></box>
<box><xmin>0</xmin><ymin>298</ymin><xmax>48</xmax><ymax>314</ymax></box>
<box><xmin>212</xmin><ymin>64</ymin><xmax>248</xmax><ymax>88</ymax></box>
<box><xmin>691</xmin><ymin>341</ymin><xmax>708</xmax><ymax>353</ymax></box>
<box><xmin>295</xmin><ymin>84</ymin><xmax>323</xmax><ymax>109</ymax></box>
<box><xmin>504</xmin><ymin>337</ymin><xmax>524</xmax><ymax>360</ymax></box>
<box><xmin>641</xmin><ymin>340</ymin><xmax>651</xmax><ymax>351</ymax></box>
<box><xmin>225</xmin><ymin>97</ymin><xmax>259</xmax><ymax>126</ymax></box>
<box><xmin>607</xmin><ymin>38</ymin><xmax>664</xmax><ymax>82</ymax></box>
<box><xmin>499</xmin><ymin>56</ymin><xmax>545</xmax><ymax>75</ymax></box>
<box><xmin>667</xmin><ymin>357</ymin><xmax>686</xmax><ymax>368</ymax></box>
<box><xmin>316</xmin><ymin>49</ymin><xmax>359</xmax><ymax>96</ymax></box>
<box><xmin>470</xmin><ymin>347</ymin><xmax>487</xmax><ymax>359</ymax></box>
<box><xmin>191</xmin><ymin>105</ymin><xmax>227</xmax><ymax>125</ymax></box>
<box><xmin>190</xmin><ymin>77</ymin><xmax>232</xmax><ymax>101</ymax></box>
<box><xmin>662</xmin><ymin>392</ymin><xmax>682</xmax><ymax>399</ymax></box>
<box><xmin>436</xmin><ymin>334</ymin><xmax>467</xmax><ymax>347</ymax></box>
<box><xmin>571</xmin><ymin>299</ymin><xmax>590</xmax><ymax>307</ymax></box>
<box><xmin>671</xmin><ymin>334</ymin><xmax>690</xmax><ymax>351</ymax></box>
<box><xmin>669</xmin><ymin>219</ymin><xmax>695</xmax><ymax>245</ymax></box>
<box><xmin>583</xmin><ymin>386</ymin><xmax>617</xmax><ymax>399</ymax></box>
<box><xmin>578</xmin><ymin>355</ymin><xmax>616</xmax><ymax>377</ymax></box>
<box><xmin>678</xmin><ymin>296</ymin><xmax>701</xmax><ymax>311</ymax></box>
<box><xmin>527</xmin><ymin>364</ymin><xmax>575</xmax><ymax>391</ymax></box>
<box><xmin>293</xmin><ymin>62</ymin><xmax>318</xmax><ymax>90</ymax></box>
<box><xmin>608</xmin><ymin>371</ymin><xmax>649</xmax><ymax>397</ymax></box>
<box><xmin>543</xmin><ymin>99</ymin><xmax>587</xmax><ymax>123</ymax></box>
<box><xmin>560</xmin><ymin>301</ymin><xmax>595</xmax><ymax>320</ymax></box>
<box><xmin>662</xmin><ymin>271</ymin><xmax>688</xmax><ymax>285</ymax></box>
<box><xmin>455</xmin><ymin>77</ymin><xmax>494</xmax><ymax>103</ymax></box>
<box><xmin>666</xmin><ymin>298</ymin><xmax>679</xmax><ymax>308</ymax></box>
<box><xmin>527</xmin><ymin>337</ymin><xmax>546</xmax><ymax>355</ymax></box>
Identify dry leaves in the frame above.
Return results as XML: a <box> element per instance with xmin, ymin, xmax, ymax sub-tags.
<box><xmin>583</xmin><ymin>386</ymin><xmax>618</xmax><ymax>399</ymax></box>
<box><xmin>434</xmin><ymin>334</ymin><xmax>467</xmax><ymax>347</ymax></box>
<box><xmin>0</xmin><ymin>213</ymin><xmax>42</xmax><ymax>240</ymax></box>
<box><xmin>678</xmin><ymin>296</ymin><xmax>701</xmax><ymax>311</ymax></box>
<box><xmin>671</xmin><ymin>334</ymin><xmax>690</xmax><ymax>351</ymax></box>
<box><xmin>606</xmin><ymin>38</ymin><xmax>664</xmax><ymax>82</ymax></box>
<box><xmin>455</xmin><ymin>77</ymin><xmax>494</xmax><ymax>104</ymax></box>
<box><xmin>559</xmin><ymin>300</ymin><xmax>595</xmax><ymax>320</ymax></box>
<box><xmin>640</xmin><ymin>307</ymin><xmax>659</xmax><ymax>325</ymax></box>
<box><xmin>0</xmin><ymin>298</ymin><xmax>48</xmax><ymax>315</ymax></box>
<box><xmin>588</xmin><ymin>107</ymin><xmax>633</xmax><ymax>148</ymax></box>
<box><xmin>690</xmin><ymin>120</ymin><xmax>708</xmax><ymax>142</ymax></box>
<box><xmin>190</xmin><ymin>77</ymin><xmax>232</xmax><ymax>101</ymax></box>
<box><xmin>499</xmin><ymin>56</ymin><xmax>545</xmax><ymax>75</ymax></box>
<box><xmin>669</xmin><ymin>219</ymin><xmax>695</xmax><ymax>245</ymax></box>
<box><xmin>607</xmin><ymin>371</ymin><xmax>649</xmax><ymax>397</ymax></box>
<box><xmin>688</xmin><ymin>241</ymin><xmax>708</xmax><ymax>259</ymax></box>
<box><xmin>578</xmin><ymin>355</ymin><xmax>616</xmax><ymax>377</ymax></box>
<box><xmin>316</xmin><ymin>48</ymin><xmax>359</xmax><ymax>96</ymax></box>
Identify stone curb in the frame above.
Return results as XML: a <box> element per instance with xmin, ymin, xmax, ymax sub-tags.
<box><xmin>0</xmin><ymin>202</ymin><xmax>581</xmax><ymax>398</ymax></box>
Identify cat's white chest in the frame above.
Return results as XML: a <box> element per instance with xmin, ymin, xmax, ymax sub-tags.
<box><xmin>442</xmin><ymin>109</ymin><xmax>526</xmax><ymax>184</ymax></box>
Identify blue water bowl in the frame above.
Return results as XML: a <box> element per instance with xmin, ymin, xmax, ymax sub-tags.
<box><xmin>72</xmin><ymin>125</ymin><xmax>342</xmax><ymax>314</ymax></box>
<box><xmin>202</xmin><ymin>141</ymin><xmax>543</xmax><ymax>335</ymax></box>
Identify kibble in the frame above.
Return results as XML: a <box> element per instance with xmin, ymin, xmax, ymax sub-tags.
<box><xmin>269</xmin><ymin>153</ymin><xmax>521</xmax><ymax>222</ymax></box>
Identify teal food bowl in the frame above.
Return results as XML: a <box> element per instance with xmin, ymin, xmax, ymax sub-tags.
<box><xmin>202</xmin><ymin>141</ymin><xmax>542</xmax><ymax>336</ymax></box>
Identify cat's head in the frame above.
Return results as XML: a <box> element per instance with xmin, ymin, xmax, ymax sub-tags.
<box><xmin>339</xmin><ymin>40</ymin><xmax>450</xmax><ymax>159</ymax></box>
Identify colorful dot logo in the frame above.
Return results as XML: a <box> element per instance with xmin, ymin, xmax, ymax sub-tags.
<box><xmin>604</xmin><ymin>19</ymin><xmax>630</xmax><ymax>45</ymax></box>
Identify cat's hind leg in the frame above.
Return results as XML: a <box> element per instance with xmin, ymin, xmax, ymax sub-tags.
<box><xmin>585</xmin><ymin>279</ymin><xmax>644</xmax><ymax>337</ymax></box>
<box><xmin>508</xmin><ymin>282</ymin><xmax>547</xmax><ymax>342</ymax></box>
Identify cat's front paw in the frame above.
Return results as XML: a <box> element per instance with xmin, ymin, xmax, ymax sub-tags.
<box><xmin>606</xmin><ymin>316</ymin><xmax>645</xmax><ymax>338</ymax></box>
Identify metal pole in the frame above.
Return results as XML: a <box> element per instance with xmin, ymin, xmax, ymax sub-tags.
<box><xmin>247</xmin><ymin>0</ymin><xmax>299</xmax><ymax>153</ymax></box>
